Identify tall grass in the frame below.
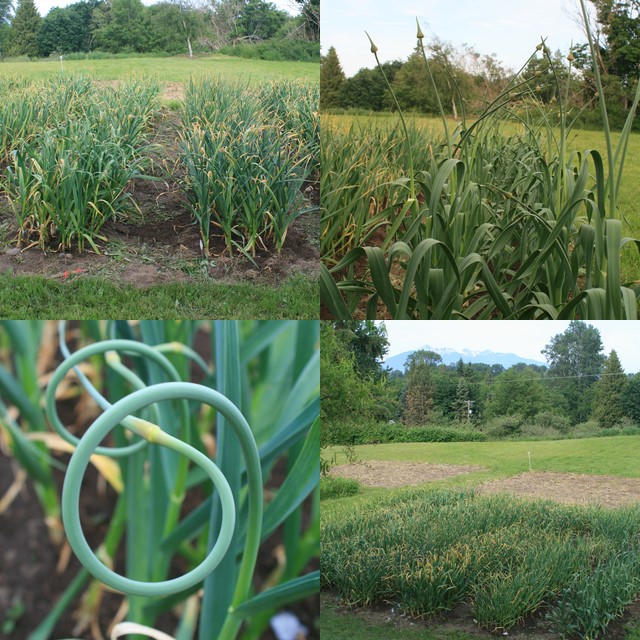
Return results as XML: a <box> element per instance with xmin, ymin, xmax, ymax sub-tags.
<box><xmin>321</xmin><ymin>15</ymin><xmax>640</xmax><ymax>319</ymax></box>
<box><xmin>178</xmin><ymin>78</ymin><xmax>318</xmax><ymax>257</ymax></box>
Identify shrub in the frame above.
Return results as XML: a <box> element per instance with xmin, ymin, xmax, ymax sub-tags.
<box><xmin>531</xmin><ymin>411</ymin><xmax>571</xmax><ymax>434</ymax></box>
<box><xmin>218</xmin><ymin>39</ymin><xmax>320</xmax><ymax>63</ymax></box>
<box><xmin>320</xmin><ymin>476</ymin><xmax>360</xmax><ymax>500</ymax></box>
<box><xmin>517</xmin><ymin>424</ymin><xmax>563</xmax><ymax>440</ymax></box>
<box><xmin>324</xmin><ymin>420</ymin><xmax>487</xmax><ymax>445</ymax></box>
<box><xmin>482</xmin><ymin>414</ymin><xmax>524</xmax><ymax>439</ymax></box>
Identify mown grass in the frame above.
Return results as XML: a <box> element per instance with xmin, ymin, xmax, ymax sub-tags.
<box><xmin>0</xmin><ymin>272</ymin><xmax>318</xmax><ymax>319</ymax></box>
<box><xmin>0</xmin><ymin>55</ymin><xmax>319</xmax><ymax>83</ymax></box>
<box><xmin>326</xmin><ymin>434</ymin><xmax>640</xmax><ymax>490</ymax></box>
<box><xmin>321</xmin><ymin>596</ymin><xmax>476</xmax><ymax>640</ymax></box>
<box><xmin>323</xmin><ymin>112</ymin><xmax>640</xmax><ymax>284</ymax></box>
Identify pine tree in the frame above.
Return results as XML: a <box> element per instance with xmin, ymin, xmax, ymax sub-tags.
<box><xmin>453</xmin><ymin>378</ymin><xmax>471</xmax><ymax>423</ymax></box>
<box><xmin>5</xmin><ymin>0</ymin><xmax>41</xmax><ymax>58</ymax></box>
<box><xmin>592</xmin><ymin>350</ymin><xmax>627</xmax><ymax>428</ymax></box>
<box><xmin>320</xmin><ymin>46</ymin><xmax>345</xmax><ymax>110</ymax></box>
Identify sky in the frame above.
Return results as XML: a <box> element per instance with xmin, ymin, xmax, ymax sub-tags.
<box><xmin>379</xmin><ymin>322</ymin><xmax>640</xmax><ymax>373</ymax></box>
<box><xmin>322</xmin><ymin>0</ymin><xmax>588</xmax><ymax>77</ymax></box>
<box><xmin>34</xmin><ymin>0</ymin><xmax>300</xmax><ymax>17</ymax></box>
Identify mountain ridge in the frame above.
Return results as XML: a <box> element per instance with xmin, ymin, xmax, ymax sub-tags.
<box><xmin>384</xmin><ymin>345</ymin><xmax>546</xmax><ymax>371</ymax></box>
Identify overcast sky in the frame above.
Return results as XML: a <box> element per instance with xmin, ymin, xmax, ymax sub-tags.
<box><xmin>379</xmin><ymin>322</ymin><xmax>640</xmax><ymax>373</ymax></box>
<box><xmin>34</xmin><ymin>0</ymin><xmax>299</xmax><ymax>17</ymax></box>
<box><xmin>322</xmin><ymin>0</ymin><xmax>587</xmax><ymax>77</ymax></box>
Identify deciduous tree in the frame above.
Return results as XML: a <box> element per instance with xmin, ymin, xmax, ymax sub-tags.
<box><xmin>542</xmin><ymin>321</ymin><xmax>605</xmax><ymax>423</ymax></box>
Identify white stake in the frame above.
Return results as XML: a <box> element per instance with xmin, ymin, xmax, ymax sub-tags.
<box><xmin>528</xmin><ymin>451</ymin><xmax>532</xmax><ymax>471</ymax></box>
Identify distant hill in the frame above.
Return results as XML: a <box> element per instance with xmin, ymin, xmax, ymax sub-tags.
<box><xmin>384</xmin><ymin>345</ymin><xmax>546</xmax><ymax>372</ymax></box>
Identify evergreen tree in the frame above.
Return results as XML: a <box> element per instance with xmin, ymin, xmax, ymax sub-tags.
<box><xmin>453</xmin><ymin>377</ymin><xmax>471</xmax><ymax>423</ymax></box>
<box><xmin>591</xmin><ymin>350</ymin><xmax>627</xmax><ymax>428</ymax></box>
<box><xmin>402</xmin><ymin>350</ymin><xmax>442</xmax><ymax>426</ymax></box>
<box><xmin>320</xmin><ymin>46</ymin><xmax>345</xmax><ymax>110</ymax></box>
<box><xmin>5</xmin><ymin>0</ymin><xmax>41</xmax><ymax>58</ymax></box>
<box><xmin>0</xmin><ymin>0</ymin><xmax>13</xmax><ymax>25</ymax></box>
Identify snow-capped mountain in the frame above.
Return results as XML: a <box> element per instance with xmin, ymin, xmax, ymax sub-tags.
<box><xmin>383</xmin><ymin>345</ymin><xmax>546</xmax><ymax>372</ymax></box>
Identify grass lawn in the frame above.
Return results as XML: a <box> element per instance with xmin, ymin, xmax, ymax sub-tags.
<box><xmin>328</xmin><ymin>434</ymin><xmax>640</xmax><ymax>480</ymax></box>
<box><xmin>0</xmin><ymin>272</ymin><xmax>318</xmax><ymax>319</ymax></box>
<box><xmin>324</xmin><ymin>112</ymin><xmax>640</xmax><ymax>283</ymax></box>
<box><xmin>0</xmin><ymin>54</ymin><xmax>319</xmax><ymax>83</ymax></box>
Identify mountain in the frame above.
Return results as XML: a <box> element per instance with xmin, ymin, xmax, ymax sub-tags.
<box><xmin>383</xmin><ymin>345</ymin><xmax>546</xmax><ymax>372</ymax></box>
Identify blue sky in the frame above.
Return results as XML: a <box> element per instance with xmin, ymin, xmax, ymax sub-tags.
<box><xmin>34</xmin><ymin>0</ymin><xmax>299</xmax><ymax>18</ymax></box>
<box><xmin>322</xmin><ymin>0</ymin><xmax>587</xmax><ymax>77</ymax></box>
<box><xmin>379</xmin><ymin>322</ymin><xmax>640</xmax><ymax>373</ymax></box>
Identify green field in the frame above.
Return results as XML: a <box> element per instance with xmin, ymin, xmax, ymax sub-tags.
<box><xmin>0</xmin><ymin>54</ymin><xmax>319</xmax><ymax>83</ymax></box>
<box><xmin>322</xmin><ymin>436</ymin><xmax>640</xmax><ymax>639</ymax></box>
<box><xmin>327</xmin><ymin>435</ymin><xmax>640</xmax><ymax>488</ymax></box>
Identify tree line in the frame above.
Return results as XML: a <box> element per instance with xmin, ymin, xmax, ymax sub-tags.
<box><xmin>0</xmin><ymin>0</ymin><xmax>319</xmax><ymax>61</ymax></box>
<box><xmin>321</xmin><ymin>321</ymin><xmax>640</xmax><ymax>444</ymax></box>
<box><xmin>320</xmin><ymin>0</ymin><xmax>640</xmax><ymax>128</ymax></box>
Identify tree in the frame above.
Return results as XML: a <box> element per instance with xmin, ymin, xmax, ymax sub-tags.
<box><xmin>320</xmin><ymin>46</ymin><xmax>345</xmax><ymax>110</ymax></box>
<box><xmin>591</xmin><ymin>350</ymin><xmax>627</xmax><ymax>428</ymax></box>
<box><xmin>294</xmin><ymin>0</ymin><xmax>317</xmax><ymax>40</ymax></box>
<box><xmin>333</xmin><ymin>321</ymin><xmax>388</xmax><ymax>380</ymax></box>
<box><xmin>403</xmin><ymin>350</ymin><xmax>442</xmax><ymax>425</ymax></box>
<box><xmin>38</xmin><ymin>1</ymin><xmax>97</xmax><ymax>56</ymax></box>
<box><xmin>591</xmin><ymin>1</ymin><xmax>640</xmax><ymax>94</ymax></box>
<box><xmin>622</xmin><ymin>372</ymin><xmax>640</xmax><ymax>424</ymax></box>
<box><xmin>0</xmin><ymin>0</ymin><xmax>12</xmax><ymax>57</ymax></box>
<box><xmin>236</xmin><ymin>0</ymin><xmax>285</xmax><ymax>41</ymax></box>
<box><xmin>485</xmin><ymin>366</ymin><xmax>551</xmax><ymax>420</ymax></box>
<box><xmin>320</xmin><ymin>323</ymin><xmax>374</xmax><ymax>444</ymax></box>
<box><xmin>146</xmin><ymin>1</ymin><xmax>202</xmax><ymax>56</ymax></box>
<box><xmin>542</xmin><ymin>321</ymin><xmax>605</xmax><ymax>423</ymax></box>
<box><xmin>92</xmin><ymin>0</ymin><xmax>149</xmax><ymax>53</ymax></box>
<box><xmin>200</xmin><ymin>0</ymin><xmax>245</xmax><ymax>50</ymax></box>
<box><xmin>0</xmin><ymin>0</ymin><xmax>13</xmax><ymax>24</ymax></box>
<box><xmin>453</xmin><ymin>377</ymin><xmax>472</xmax><ymax>423</ymax></box>
<box><xmin>340</xmin><ymin>61</ymin><xmax>401</xmax><ymax>111</ymax></box>
<box><xmin>4</xmin><ymin>0</ymin><xmax>41</xmax><ymax>58</ymax></box>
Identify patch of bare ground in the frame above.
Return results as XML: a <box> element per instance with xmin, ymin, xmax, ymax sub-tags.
<box><xmin>328</xmin><ymin>460</ymin><xmax>485</xmax><ymax>488</ymax></box>
<box><xmin>0</xmin><ymin>109</ymin><xmax>319</xmax><ymax>289</ymax></box>
<box><xmin>322</xmin><ymin>593</ymin><xmax>565</xmax><ymax>639</ymax></box>
<box><xmin>478</xmin><ymin>471</ymin><xmax>640</xmax><ymax>508</ymax></box>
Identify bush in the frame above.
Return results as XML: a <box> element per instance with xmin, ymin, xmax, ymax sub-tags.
<box><xmin>324</xmin><ymin>420</ymin><xmax>487</xmax><ymax>445</ymax></box>
<box><xmin>517</xmin><ymin>424</ymin><xmax>563</xmax><ymax>440</ymax></box>
<box><xmin>531</xmin><ymin>411</ymin><xmax>571</xmax><ymax>434</ymax></box>
<box><xmin>320</xmin><ymin>476</ymin><xmax>360</xmax><ymax>500</ymax></box>
<box><xmin>482</xmin><ymin>414</ymin><xmax>524</xmax><ymax>439</ymax></box>
<box><xmin>218</xmin><ymin>38</ymin><xmax>320</xmax><ymax>62</ymax></box>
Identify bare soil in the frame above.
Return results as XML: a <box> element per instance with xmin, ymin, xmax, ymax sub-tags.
<box><xmin>328</xmin><ymin>460</ymin><xmax>485</xmax><ymax>488</ymax></box>
<box><xmin>477</xmin><ymin>470</ymin><xmax>640</xmax><ymax>508</ymax></box>
<box><xmin>0</xmin><ymin>106</ymin><xmax>319</xmax><ymax>290</ymax></box>
<box><xmin>329</xmin><ymin>461</ymin><xmax>640</xmax><ymax>509</ymax></box>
